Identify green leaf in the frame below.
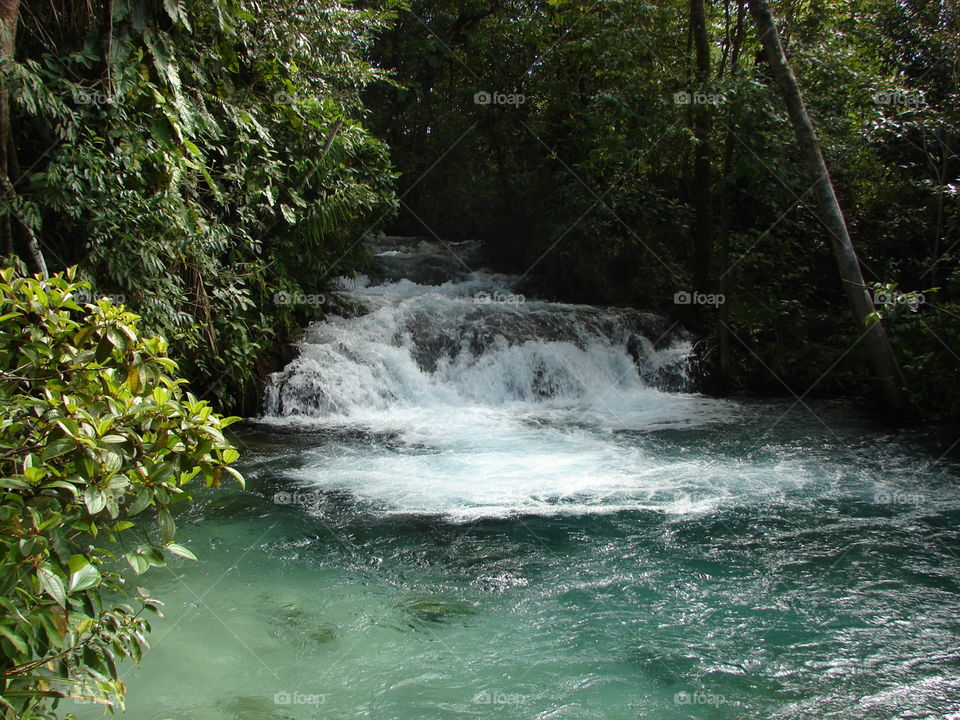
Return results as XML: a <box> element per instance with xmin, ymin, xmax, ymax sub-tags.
<box><xmin>68</xmin><ymin>555</ymin><xmax>101</xmax><ymax>592</ymax></box>
<box><xmin>20</xmin><ymin>535</ymin><xmax>51</xmax><ymax>557</ymax></box>
<box><xmin>182</xmin><ymin>138</ymin><xmax>202</xmax><ymax>157</ymax></box>
<box><xmin>95</xmin><ymin>334</ymin><xmax>113</xmax><ymax>363</ymax></box>
<box><xmin>126</xmin><ymin>487</ymin><xmax>153</xmax><ymax>516</ymax></box>
<box><xmin>0</xmin><ymin>625</ymin><xmax>28</xmax><ymax>655</ymax></box>
<box><xmin>165</xmin><ymin>543</ymin><xmax>197</xmax><ymax>561</ymax></box>
<box><xmin>84</xmin><ymin>486</ymin><xmax>107</xmax><ymax>515</ymax></box>
<box><xmin>41</xmin><ymin>480</ymin><xmax>79</xmax><ymax>496</ymax></box>
<box><xmin>126</xmin><ymin>363</ymin><xmax>142</xmax><ymax>393</ymax></box>
<box><xmin>157</xmin><ymin>507</ymin><xmax>175</xmax><ymax>544</ymax></box>
<box><xmin>126</xmin><ymin>552</ymin><xmax>150</xmax><ymax>575</ymax></box>
<box><xmin>23</xmin><ymin>466</ymin><xmax>46</xmax><ymax>484</ymax></box>
<box><xmin>41</xmin><ymin>438</ymin><xmax>76</xmax><ymax>461</ymax></box>
<box><xmin>224</xmin><ymin>466</ymin><xmax>245</xmax><ymax>489</ymax></box>
<box><xmin>141</xmin><ymin>545</ymin><xmax>167</xmax><ymax>568</ymax></box>
<box><xmin>37</xmin><ymin>565</ymin><xmax>67</xmax><ymax>607</ymax></box>
<box><xmin>106</xmin><ymin>326</ymin><xmax>128</xmax><ymax>353</ymax></box>
<box><xmin>0</xmin><ymin>478</ymin><xmax>31</xmax><ymax>490</ymax></box>
<box><xmin>147</xmin><ymin>461</ymin><xmax>176</xmax><ymax>484</ymax></box>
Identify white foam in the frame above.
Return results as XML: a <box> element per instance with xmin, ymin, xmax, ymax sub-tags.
<box><xmin>264</xmin><ymin>263</ymin><xmax>747</xmax><ymax>520</ymax></box>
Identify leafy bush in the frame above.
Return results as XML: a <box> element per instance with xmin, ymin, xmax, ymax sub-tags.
<box><xmin>0</xmin><ymin>265</ymin><xmax>243</xmax><ymax>719</ymax></box>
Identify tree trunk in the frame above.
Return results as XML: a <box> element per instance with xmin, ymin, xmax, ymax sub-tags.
<box><xmin>690</xmin><ymin>0</ymin><xmax>713</xmax><ymax>296</ymax></box>
<box><xmin>748</xmin><ymin>0</ymin><xmax>910</xmax><ymax>411</ymax></box>
<box><xmin>0</xmin><ymin>0</ymin><xmax>45</xmax><ymax>276</ymax></box>
<box><xmin>715</xmin><ymin>0</ymin><xmax>747</xmax><ymax>393</ymax></box>
<box><xmin>1</xmin><ymin>176</ymin><xmax>46</xmax><ymax>277</ymax></box>
<box><xmin>0</xmin><ymin>0</ymin><xmax>17</xmax><ymax>189</ymax></box>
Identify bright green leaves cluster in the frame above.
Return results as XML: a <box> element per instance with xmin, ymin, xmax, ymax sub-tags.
<box><xmin>0</xmin><ymin>265</ymin><xmax>243</xmax><ymax>719</ymax></box>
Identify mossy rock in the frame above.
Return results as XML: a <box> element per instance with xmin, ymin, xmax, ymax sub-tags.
<box><xmin>221</xmin><ymin>695</ymin><xmax>296</xmax><ymax>720</ymax></box>
<box><xmin>397</xmin><ymin>596</ymin><xmax>475</xmax><ymax>623</ymax></box>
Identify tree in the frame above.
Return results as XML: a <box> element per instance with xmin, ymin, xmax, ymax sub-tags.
<box><xmin>4</xmin><ymin>0</ymin><xmax>398</xmax><ymax>410</ymax></box>
<box><xmin>0</xmin><ymin>0</ymin><xmax>45</xmax><ymax>277</ymax></box>
<box><xmin>0</xmin><ymin>264</ymin><xmax>243</xmax><ymax>718</ymax></box>
<box><xmin>714</xmin><ymin>0</ymin><xmax>748</xmax><ymax>391</ymax></box>
<box><xmin>690</xmin><ymin>0</ymin><xmax>714</xmax><ymax>297</ymax></box>
<box><xmin>747</xmin><ymin>0</ymin><xmax>911</xmax><ymax>411</ymax></box>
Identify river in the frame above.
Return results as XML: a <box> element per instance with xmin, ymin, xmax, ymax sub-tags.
<box><xmin>73</xmin><ymin>237</ymin><xmax>960</xmax><ymax>719</ymax></box>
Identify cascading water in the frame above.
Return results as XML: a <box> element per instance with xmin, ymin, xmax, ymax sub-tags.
<box><xmin>265</xmin><ymin>240</ymin><xmax>696</xmax><ymax>419</ymax></box>
<box><xmin>260</xmin><ymin>237</ymin><xmax>742</xmax><ymax>520</ymax></box>
<box><xmin>72</xmin><ymin>236</ymin><xmax>960</xmax><ymax>720</ymax></box>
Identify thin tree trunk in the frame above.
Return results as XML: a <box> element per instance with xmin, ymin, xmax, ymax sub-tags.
<box><xmin>0</xmin><ymin>0</ymin><xmax>16</xmax><ymax>177</ymax></box>
<box><xmin>0</xmin><ymin>0</ymin><xmax>44</xmax><ymax>276</ymax></box>
<box><xmin>2</xmin><ymin>176</ymin><xmax>47</xmax><ymax>277</ymax></box>
<box><xmin>690</xmin><ymin>0</ymin><xmax>713</xmax><ymax>296</ymax></box>
<box><xmin>748</xmin><ymin>0</ymin><xmax>909</xmax><ymax>411</ymax></box>
<box><xmin>930</xmin><ymin>144</ymin><xmax>948</xmax><ymax>284</ymax></box>
<box><xmin>716</xmin><ymin>0</ymin><xmax>746</xmax><ymax>393</ymax></box>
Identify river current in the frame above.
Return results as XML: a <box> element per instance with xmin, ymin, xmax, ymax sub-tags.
<box><xmin>73</xmin><ymin>237</ymin><xmax>960</xmax><ymax>719</ymax></box>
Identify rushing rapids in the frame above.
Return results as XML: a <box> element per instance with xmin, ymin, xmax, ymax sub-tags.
<box><xmin>260</xmin><ymin>236</ymin><xmax>747</xmax><ymax>520</ymax></box>
<box><xmin>71</xmin><ymin>235</ymin><xmax>960</xmax><ymax>720</ymax></box>
<box><xmin>266</xmin><ymin>237</ymin><xmax>699</xmax><ymax>419</ymax></box>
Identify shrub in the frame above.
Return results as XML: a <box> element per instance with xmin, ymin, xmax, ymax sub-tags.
<box><xmin>0</xmin><ymin>264</ymin><xmax>243</xmax><ymax>719</ymax></box>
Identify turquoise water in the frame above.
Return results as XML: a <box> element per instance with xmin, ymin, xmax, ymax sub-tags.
<box><xmin>71</xmin><ymin>239</ymin><xmax>960</xmax><ymax>718</ymax></box>
<box><xmin>71</xmin><ymin>401</ymin><xmax>960</xmax><ymax>720</ymax></box>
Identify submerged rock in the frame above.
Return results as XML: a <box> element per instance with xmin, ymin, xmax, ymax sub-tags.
<box><xmin>397</xmin><ymin>596</ymin><xmax>475</xmax><ymax>623</ymax></box>
<box><xmin>221</xmin><ymin>695</ymin><xmax>296</xmax><ymax>720</ymax></box>
<box><xmin>256</xmin><ymin>595</ymin><xmax>339</xmax><ymax>652</ymax></box>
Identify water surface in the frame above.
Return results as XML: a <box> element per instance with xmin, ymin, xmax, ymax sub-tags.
<box><xmin>73</xmin><ymin>238</ymin><xmax>960</xmax><ymax>719</ymax></box>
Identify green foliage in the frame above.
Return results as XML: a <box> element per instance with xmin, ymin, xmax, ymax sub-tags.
<box><xmin>865</xmin><ymin>283</ymin><xmax>960</xmax><ymax>417</ymax></box>
<box><xmin>0</xmin><ymin>265</ymin><xmax>243</xmax><ymax>718</ymax></box>
<box><xmin>369</xmin><ymin>0</ymin><xmax>959</xmax><ymax>414</ymax></box>
<box><xmin>6</xmin><ymin>0</ymin><xmax>399</xmax><ymax>409</ymax></box>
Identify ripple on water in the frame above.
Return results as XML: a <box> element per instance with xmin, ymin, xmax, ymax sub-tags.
<box><xmin>65</xmin><ymin>401</ymin><xmax>960</xmax><ymax>720</ymax></box>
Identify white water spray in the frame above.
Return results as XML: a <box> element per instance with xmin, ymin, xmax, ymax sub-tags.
<box><xmin>262</xmin><ymin>238</ymin><xmax>746</xmax><ymax>519</ymax></box>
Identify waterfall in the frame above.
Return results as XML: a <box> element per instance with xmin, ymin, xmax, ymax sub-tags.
<box><xmin>264</xmin><ymin>238</ymin><xmax>701</xmax><ymax>425</ymax></box>
<box><xmin>258</xmin><ymin>237</ymin><xmax>739</xmax><ymax>520</ymax></box>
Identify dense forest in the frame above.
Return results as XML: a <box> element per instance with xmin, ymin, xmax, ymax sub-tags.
<box><xmin>2</xmin><ymin>0</ymin><xmax>957</xmax><ymax>416</ymax></box>
<box><xmin>0</xmin><ymin>0</ymin><xmax>958</xmax><ymax>717</ymax></box>
<box><xmin>2</xmin><ymin>0</ymin><xmax>399</xmax><ymax>412</ymax></box>
<box><xmin>369</xmin><ymin>0</ymin><xmax>958</xmax><ymax>414</ymax></box>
